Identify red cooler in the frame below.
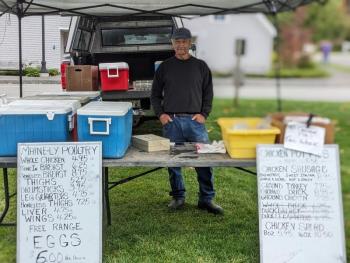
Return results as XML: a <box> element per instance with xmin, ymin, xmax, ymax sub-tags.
<box><xmin>60</xmin><ymin>60</ymin><xmax>70</xmax><ymax>90</ymax></box>
<box><xmin>99</xmin><ymin>62</ymin><xmax>129</xmax><ymax>91</ymax></box>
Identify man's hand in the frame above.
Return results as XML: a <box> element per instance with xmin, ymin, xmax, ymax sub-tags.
<box><xmin>192</xmin><ymin>114</ymin><xmax>206</xmax><ymax>124</ymax></box>
<box><xmin>159</xmin><ymin>113</ymin><xmax>173</xmax><ymax>126</ymax></box>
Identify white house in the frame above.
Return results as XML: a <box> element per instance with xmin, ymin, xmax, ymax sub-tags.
<box><xmin>0</xmin><ymin>14</ymin><xmax>70</xmax><ymax>70</ymax></box>
<box><xmin>184</xmin><ymin>14</ymin><xmax>276</xmax><ymax>74</ymax></box>
<box><xmin>0</xmin><ymin>13</ymin><xmax>275</xmax><ymax>74</ymax></box>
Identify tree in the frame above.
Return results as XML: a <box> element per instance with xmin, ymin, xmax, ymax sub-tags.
<box><xmin>272</xmin><ymin>0</ymin><xmax>350</xmax><ymax>66</ymax></box>
<box><xmin>303</xmin><ymin>0</ymin><xmax>350</xmax><ymax>43</ymax></box>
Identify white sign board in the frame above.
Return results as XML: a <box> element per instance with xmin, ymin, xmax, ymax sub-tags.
<box><xmin>257</xmin><ymin>145</ymin><xmax>346</xmax><ymax>263</ymax></box>
<box><xmin>17</xmin><ymin>142</ymin><xmax>102</xmax><ymax>263</ymax></box>
<box><xmin>284</xmin><ymin>122</ymin><xmax>325</xmax><ymax>156</ymax></box>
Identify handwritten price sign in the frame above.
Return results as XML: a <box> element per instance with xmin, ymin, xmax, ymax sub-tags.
<box><xmin>284</xmin><ymin>122</ymin><xmax>325</xmax><ymax>156</ymax></box>
<box><xmin>17</xmin><ymin>142</ymin><xmax>102</xmax><ymax>263</ymax></box>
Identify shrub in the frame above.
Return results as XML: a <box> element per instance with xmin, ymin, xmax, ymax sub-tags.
<box><xmin>48</xmin><ymin>68</ymin><xmax>60</xmax><ymax>76</ymax></box>
<box><xmin>0</xmin><ymin>70</ymin><xmax>19</xmax><ymax>76</ymax></box>
<box><xmin>23</xmin><ymin>67</ymin><xmax>40</xmax><ymax>77</ymax></box>
<box><xmin>297</xmin><ymin>55</ymin><xmax>316</xmax><ymax>69</ymax></box>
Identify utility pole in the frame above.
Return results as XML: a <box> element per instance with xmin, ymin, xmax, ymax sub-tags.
<box><xmin>233</xmin><ymin>39</ymin><xmax>245</xmax><ymax>107</ymax></box>
<box><xmin>40</xmin><ymin>15</ymin><xmax>48</xmax><ymax>74</ymax></box>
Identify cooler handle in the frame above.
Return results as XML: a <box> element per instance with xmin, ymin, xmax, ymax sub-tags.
<box><xmin>88</xmin><ymin>117</ymin><xmax>111</xmax><ymax>135</ymax></box>
<box><xmin>46</xmin><ymin>112</ymin><xmax>55</xmax><ymax>120</ymax></box>
<box><xmin>107</xmin><ymin>66</ymin><xmax>119</xmax><ymax>78</ymax></box>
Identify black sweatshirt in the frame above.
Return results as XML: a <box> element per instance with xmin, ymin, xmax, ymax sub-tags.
<box><xmin>151</xmin><ymin>56</ymin><xmax>213</xmax><ymax>118</ymax></box>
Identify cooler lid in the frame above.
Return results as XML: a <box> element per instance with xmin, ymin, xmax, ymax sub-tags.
<box><xmin>40</xmin><ymin>91</ymin><xmax>101</xmax><ymax>99</ymax></box>
<box><xmin>99</xmin><ymin>62</ymin><xmax>129</xmax><ymax>70</ymax></box>
<box><xmin>77</xmin><ymin>101</ymin><xmax>132</xmax><ymax>116</ymax></box>
<box><xmin>23</xmin><ymin>95</ymin><xmax>90</xmax><ymax>104</ymax></box>
<box><xmin>8</xmin><ymin>99</ymin><xmax>81</xmax><ymax>113</ymax></box>
<box><xmin>0</xmin><ymin>104</ymin><xmax>72</xmax><ymax>115</ymax></box>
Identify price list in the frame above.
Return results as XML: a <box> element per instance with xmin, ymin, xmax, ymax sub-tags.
<box><xmin>257</xmin><ymin>145</ymin><xmax>345</xmax><ymax>263</ymax></box>
<box><xmin>17</xmin><ymin>142</ymin><xmax>102</xmax><ymax>263</ymax></box>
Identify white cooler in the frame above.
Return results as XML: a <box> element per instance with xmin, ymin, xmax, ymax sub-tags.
<box><xmin>40</xmin><ymin>91</ymin><xmax>101</xmax><ymax>101</ymax></box>
<box><xmin>23</xmin><ymin>95</ymin><xmax>90</xmax><ymax>105</ymax></box>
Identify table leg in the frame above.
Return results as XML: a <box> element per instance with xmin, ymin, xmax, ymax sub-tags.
<box><xmin>104</xmin><ymin>167</ymin><xmax>111</xmax><ymax>226</ymax></box>
<box><xmin>0</xmin><ymin>168</ymin><xmax>15</xmax><ymax>226</ymax></box>
<box><xmin>234</xmin><ymin>167</ymin><xmax>256</xmax><ymax>176</ymax></box>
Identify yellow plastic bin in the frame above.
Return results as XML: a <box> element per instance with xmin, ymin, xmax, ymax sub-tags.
<box><xmin>217</xmin><ymin>118</ymin><xmax>280</xmax><ymax>158</ymax></box>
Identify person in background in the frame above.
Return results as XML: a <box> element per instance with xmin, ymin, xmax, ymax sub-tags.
<box><xmin>151</xmin><ymin>28</ymin><xmax>223</xmax><ymax>215</ymax></box>
<box><xmin>320</xmin><ymin>40</ymin><xmax>332</xmax><ymax>64</ymax></box>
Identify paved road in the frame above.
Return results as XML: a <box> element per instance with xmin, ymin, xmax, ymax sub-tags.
<box><xmin>214</xmin><ymin>52</ymin><xmax>350</xmax><ymax>102</ymax></box>
<box><xmin>0</xmin><ymin>83</ymin><xmax>61</xmax><ymax>100</ymax></box>
<box><xmin>0</xmin><ymin>76</ymin><xmax>61</xmax><ymax>100</ymax></box>
<box><xmin>314</xmin><ymin>52</ymin><xmax>350</xmax><ymax>67</ymax></box>
<box><xmin>213</xmin><ymin>71</ymin><xmax>350</xmax><ymax>102</ymax></box>
<box><xmin>1</xmin><ymin>75</ymin><xmax>349</xmax><ymax>102</ymax></box>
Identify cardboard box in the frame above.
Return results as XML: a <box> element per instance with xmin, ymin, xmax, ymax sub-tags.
<box><xmin>66</xmin><ymin>65</ymin><xmax>99</xmax><ymax>91</ymax></box>
<box><xmin>132</xmin><ymin>134</ymin><xmax>170</xmax><ymax>152</ymax></box>
<box><xmin>269</xmin><ymin>112</ymin><xmax>335</xmax><ymax>144</ymax></box>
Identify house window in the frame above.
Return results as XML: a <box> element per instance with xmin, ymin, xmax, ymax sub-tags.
<box><xmin>210</xmin><ymin>15</ymin><xmax>230</xmax><ymax>24</ymax></box>
<box><xmin>214</xmin><ymin>15</ymin><xmax>226</xmax><ymax>21</ymax></box>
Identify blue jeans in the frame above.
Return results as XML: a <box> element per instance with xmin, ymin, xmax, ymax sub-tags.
<box><xmin>163</xmin><ymin>115</ymin><xmax>215</xmax><ymax>203</ymax></box>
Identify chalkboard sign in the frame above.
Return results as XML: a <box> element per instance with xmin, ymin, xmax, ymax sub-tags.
<box><xmin>17</xmin><ymin>142</ymin><xmax>102</xmax><ymax>263</ymax></box>
<box><xmin>257</xmin><ymin>144</ymin><xmax>345</xmax><ymax>263</ymax></box>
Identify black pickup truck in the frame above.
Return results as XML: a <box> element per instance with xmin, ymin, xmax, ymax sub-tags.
<box><xmin>65</xmin><ymin>16</ymin><xmax>185</xmax><ymax>125</ymax></box>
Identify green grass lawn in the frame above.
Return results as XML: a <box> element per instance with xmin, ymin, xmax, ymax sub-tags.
<box><xmin>329</xmin><ymin>64</ymin><xmax>350</xmax><ymax>74</ymax></box>
<box><xmin>1</xmin><ymin>99</ymin><xmax>349</xmax><ymax>262</ymax></box>
<box><xmin>212</xmin><ymin>65</ymin><xmax>330</xmax><ymax>79</ymax></box>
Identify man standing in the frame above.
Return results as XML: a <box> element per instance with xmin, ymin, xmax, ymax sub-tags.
<box><xmin>151</xmin><ymin>28</ymin><xmax>223</xmax><ymax>215</ymax></box>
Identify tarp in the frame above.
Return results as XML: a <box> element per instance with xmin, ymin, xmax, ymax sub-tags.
<box><xmin>1</xmin><ymin>0</ymin><xmax>318</xmax><ymax>17</ymax></box>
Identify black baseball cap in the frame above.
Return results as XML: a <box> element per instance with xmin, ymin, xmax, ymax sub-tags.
<box><xmin>171</xmin><ymin>27</ymin><xmax>192</xmax><ymax>40</ymax></box>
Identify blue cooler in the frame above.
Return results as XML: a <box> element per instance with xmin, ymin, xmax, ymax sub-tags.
<box><xmin>8</xmin><ymin>99</ymin><xmax>81</xmax><ymax>141</ymax></box>
<box><xmin>77</xmin><ymin>101</ymin><xmax>132</xmax><ymax>158</ymax></box>
<box><xmin>0</xmin><ymin>104</ymin><xmax>73</xmax><ymax>156</ymax></box>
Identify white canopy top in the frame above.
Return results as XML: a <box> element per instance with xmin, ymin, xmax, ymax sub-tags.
<box><xmin>0</xmin><ymin>0</ymin><xmax>317</xmax><ymax>17</ymax></box>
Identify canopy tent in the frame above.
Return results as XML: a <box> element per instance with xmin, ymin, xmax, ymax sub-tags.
<box><xmin>0</xmin><ymin>0</ymin><xmax>320</xmax><ymax>107</ymax></box>
<box><xmin>1</xmin><ymin>1</ymin><xmax>319</xmax><ymax>17</ymax></box>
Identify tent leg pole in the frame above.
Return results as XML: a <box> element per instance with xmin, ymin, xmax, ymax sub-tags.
<box><xmin>17</xmin><ymin>10</ymin><xmax>23</xmax><ymax>98</ymax></box>
<box><xmin>273</xmin><ymin>13</ymin><xmax>282</xmax><ymax>112</ymax></box>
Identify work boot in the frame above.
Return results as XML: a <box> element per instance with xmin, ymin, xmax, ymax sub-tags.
<box><xmin>198</xmin><ymin>201</ymin><xmax>224</xmax><ymax>215</ymax></box>
<box><xmin>168</xmin><ymin>198</ymin><xmax>185</xmax><ymax>209</ymax></box>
